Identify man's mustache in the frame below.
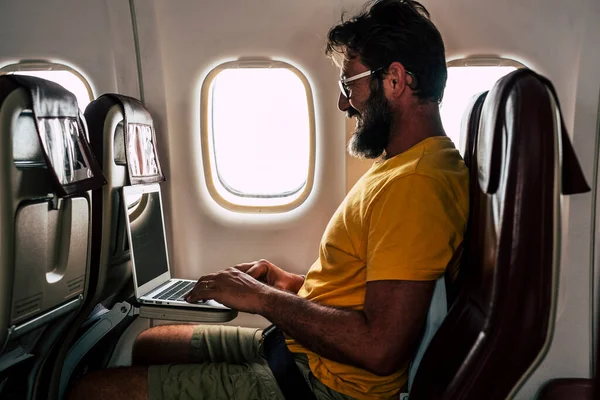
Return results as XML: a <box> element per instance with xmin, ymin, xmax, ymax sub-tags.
<box><xmin>346</xmin><ymin>106</ymin><xmax>359</xmax><ymax>119</ymax></box>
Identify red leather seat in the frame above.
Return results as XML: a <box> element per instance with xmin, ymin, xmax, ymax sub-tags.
<box><xmin>410</xmin><ymin>69</ymin><xmax>590</xmax><ymax>400</ymax></box>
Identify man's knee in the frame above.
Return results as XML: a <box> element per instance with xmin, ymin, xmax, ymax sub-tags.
<box><xmin>132</xmin><ymin>324</ymin><xmax>196</xmax><ymax>366</ymax></box>
<box><xmin>68</xmin><ymin>367</ymin><xmax>148</xmax><ymax>400</ymax></box>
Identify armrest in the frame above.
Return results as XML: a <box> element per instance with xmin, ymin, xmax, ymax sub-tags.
<box><xmin>538</xmin><ymin>378</ymin><xmax>594</xmax><ymax>400</ymax></box>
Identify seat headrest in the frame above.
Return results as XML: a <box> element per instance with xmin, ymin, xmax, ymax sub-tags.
<box><xmin>12</xmin><ymin>74</ymin><xmax>79</xmax><ymax>118</ymax></box>
<box><xmin>477</xmin><ymin>69</ymin><xmax>589</xmax><ymax>196</ymax></box>
<box><xmin>85</xmin><ymin>93</ymin><xmax>165</xmax><ymax>185</ymax></box>
<box><xmin>0</xmin><ymin>75</ymin><xmax>106</xmax><ymax>196</ymax></box>
<box><xmin>459</xmin><ymin>91</ymin><xmax>488</xmax><ymax>169</ymax></box>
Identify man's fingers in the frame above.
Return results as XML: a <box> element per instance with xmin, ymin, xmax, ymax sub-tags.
<box><xmin>186</xmin><ymin>290</ymin><xmax>213</xmax><ymax>303</ymax></box>
<box><xmin>185</xmin><ymin>288</ymin><xmax>211</xmax><ymax>303</ymax></box>
<box><xmin>185</xmin><ymin>279</ymin><xmax>216</xmax><ymax>302</ymax></box>
<box><xmin>246</xmin><ymin>263</ymin><xmax>268</xmax><ymax>280</ymax></box>
<box><xmin>234</xmin><ymin>262</ymin><xmax>258</xmax><ymax>273</ymax></box>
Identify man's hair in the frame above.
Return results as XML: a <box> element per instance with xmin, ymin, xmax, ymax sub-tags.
<box><xmin>326</xmin><ymin>0</ymin><xmax>447</xmax><ymax>103</ymax></box>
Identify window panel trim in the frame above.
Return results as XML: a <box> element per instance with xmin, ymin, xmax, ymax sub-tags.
<box><xmin>447</xmin><ymin>56</ymin><xmax>527</xmax><ymax>69</ymax></box>
<box><xmin>0</xmin><ymin>61</ymin><xmax>94</xmax><ymax>103</ymax></box>
<box><xmin>200</xmin><ymin>59</ymin><xmax>316</xmax><ymax>213</ymax></box>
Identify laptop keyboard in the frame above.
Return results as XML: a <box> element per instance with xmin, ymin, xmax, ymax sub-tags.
<box><xmin>151</xmin><ymin>281</ymin><xmax>196</xmax><ymax>301</ymax></box>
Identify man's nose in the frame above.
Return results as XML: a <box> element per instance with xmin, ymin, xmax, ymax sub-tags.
<box><xmin>338</xmin><ymin>92</ymin><xmax>350</xmax><ymax>112</ymax></box>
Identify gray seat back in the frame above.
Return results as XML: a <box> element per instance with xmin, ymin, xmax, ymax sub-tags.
<box><xmin>0</xmin><ymin>76</ymin><xmax>105</xmax><ymax>400</ymax></box>
<box><xmin>84</xmin><ymin>94</ymin><xmax>166</xmax><ymax>306</ymax></box>
<box><xmin>48</xmin><ymin>95</ymin><xmax>165</xmax><ymax>400</ymax></box>
<box><xmin>0</xmin><ymin>76</ymin><xmax>104</xmax><ymax>352</ymax></box>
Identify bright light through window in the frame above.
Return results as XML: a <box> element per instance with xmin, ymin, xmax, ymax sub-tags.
<box><xmin>440</xmin><ymin>66</ymin><xmax>517</xmax><ymax>148</ymax></box>
<box><xmin>10</xmin><ymin>70</ymin><xmax>92</xmax><ymax>111</ymax></box>
<box><xmin>211</xmin><ymin>68</ymin><xmax>311</xmax><ymax>198</ymax></box>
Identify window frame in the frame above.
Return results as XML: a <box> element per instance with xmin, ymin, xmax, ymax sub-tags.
<box><xmin>441</xmin><ymin>57</ymin><xmax>527</xmax><ymax>151</ymax></box>
<box><xmin>0</xmin><ymin>61</ymin><xmax>94</xmax><ymax>106</ymax></box>
<box><xmin>200</xmin><ymin>59</ymin><xmax>316</xmax><ymax>213</ymax></box>
<box><xmin>446</xmin><ymin>57</ymin><xmax>526</xmax><ymax>69</ymax></box>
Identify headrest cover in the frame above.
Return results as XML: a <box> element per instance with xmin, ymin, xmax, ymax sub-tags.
<box><xmin>98</xmin><ymin>94</ymin><xmax>165</xmax><ymax>185</ymax></box>
<box><xmin>1</xmin><ymin>75</ymin><xmax>106</xmax><ymax>197</ymax></box>
<box><xmin>477</xmin><ymin>69</ymin><xmax>589</xmax><ymax>196</ymax></box>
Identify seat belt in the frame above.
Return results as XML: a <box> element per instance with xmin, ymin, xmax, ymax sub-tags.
<box><xmin>262</xmin><ymin>325</ymin><xmax>318</xmax><ymax>400</ymax></box>
<box><xmin>400</xmin><ymin>276</ymin><xmax>448</xmax><ymax>400</ymax></box>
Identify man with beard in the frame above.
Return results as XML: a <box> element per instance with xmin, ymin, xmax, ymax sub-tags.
<box><xmin>69</xmin><ymin>1</ymin><xmax>469</xmax><ymax>399</ymax></box>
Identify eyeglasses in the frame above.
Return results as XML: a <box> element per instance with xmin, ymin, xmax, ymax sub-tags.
<box><xmin>338</xmin><ymin>67</ymin><xmax>417</xmax><ymax>98</ymax></box>
<box><xmin>338</xmin><ymin>67</ymin><xmax>384</xmax><ymax>98</ymax></box>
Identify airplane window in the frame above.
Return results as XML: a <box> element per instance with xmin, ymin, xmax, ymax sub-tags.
<box><xmin>440</xmin><ymin>63</ymin><xmax>520</xmax><ymax>151</ymax></box>
<box><xmin>202</xmin><ymin>61</ymin><xmax>315</xmax><ymax>212</ymax></box>
<box><xmin>0</xmin><ymin>63</ymin><xmax>93</xmax><ymax>111</ymax></box>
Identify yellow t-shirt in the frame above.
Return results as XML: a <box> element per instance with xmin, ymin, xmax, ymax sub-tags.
<box><xmin>287</xmin><ymin>136</ymin><xmax>469</xmax><ymax>399</ymax></box>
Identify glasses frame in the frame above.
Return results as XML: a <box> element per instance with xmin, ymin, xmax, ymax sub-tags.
<box><xmin>338</xmin><ymin>67</ymin><xmax>384</xmax><ymax>98</ymax></box>
<box><xmin>338</xmin><ymin>67</ymin><xmax>417</xmax><ymax>98</ymax></box>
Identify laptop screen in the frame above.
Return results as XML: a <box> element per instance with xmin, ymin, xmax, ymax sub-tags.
<box><xmin>124</xmin><ymin>187</ymin><xmax>169</xmax><ymax>287</ymax></box>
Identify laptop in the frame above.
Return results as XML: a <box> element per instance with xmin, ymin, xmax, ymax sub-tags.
<box><xmin>123</xmin><ymin>183</ymin><xmax>230</xmax><ymax>310</ymax></box>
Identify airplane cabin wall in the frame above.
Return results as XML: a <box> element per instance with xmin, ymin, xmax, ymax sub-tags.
<box><xmin>0</xmin><ymin>0</ymin><xmax>140</xmax><ymax>104</ymax></box>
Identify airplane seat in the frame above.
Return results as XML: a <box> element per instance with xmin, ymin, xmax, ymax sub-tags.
<box><xmin>54</xmin><ymin>94</ymin><xmax>166</xmax><ymax>399</ymax></box>
<box><xmin>407</xmin><ymin>69</ymin><xmax>590</xmax><ymax>400</ymax></box>
<box><xmin>537</xmin><ymin>379</ymin><xmax>594</xmax><ymax>399</ymax></box>
<box><xmin>83</xmin><ymin>93</ymin><xmax>165</xmax><ymax>308</ymax></box>
<box><xmin>401</xmin><ymin>91</ymin><xmax>490</xmax><ymax>399</ymax></box>
<box><xmin>0</xmin><ymin>75</ymin><xmax>105</xmax><ymax>399</ymax></box>
<box><xmin>537</xmin><ymin>248</ymin><xmax>598</xmax><ymax>397</ymax></box>
<box><xmin>447</xmin><ymin>90</ymin><xmax>488</xmax><ymax>307</ymax></box>
<box><xmin>458</xmin><ymin>91</ymin><xmax>488</xmax><ymax>169</ymax></box>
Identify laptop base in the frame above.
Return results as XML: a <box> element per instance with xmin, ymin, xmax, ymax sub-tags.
<box><xmin>139</xmin><ymin>305</ymin><xmax>238</xmax><ymax>323</ymax></box>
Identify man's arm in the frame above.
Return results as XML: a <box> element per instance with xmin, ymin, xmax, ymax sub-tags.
<box><xmin>262</xmin><ymin>279</ymin><xmax>434</xmax><ymax>376</ymax></box>
<box><xmin>186</xmin><ymin>269</ymin><xmax>434</xmax><ymax>376</ymax></box>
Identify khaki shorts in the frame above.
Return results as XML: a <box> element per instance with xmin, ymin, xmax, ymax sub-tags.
<box><xmin>147</xmin><ymin>325</ymin><xmax>357</xmax><ymax>400</ymax></box>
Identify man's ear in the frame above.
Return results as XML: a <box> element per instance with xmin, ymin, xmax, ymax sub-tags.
<box><xmin>387</xmin><ymin>62</ymin><xmax>409</xmax><ymax>97</ymax></box>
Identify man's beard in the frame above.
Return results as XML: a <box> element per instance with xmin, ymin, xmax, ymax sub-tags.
<box><xmin>347</xmin><ymin>81</ymin><xmax>393</xmax><ymax>159</ymax></box>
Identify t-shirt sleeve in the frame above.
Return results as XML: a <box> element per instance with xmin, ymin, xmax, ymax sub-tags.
<box><xmin>366</xmin><ymin>174</ymin><xmax>460</xmax><ymax>282</ymax></box>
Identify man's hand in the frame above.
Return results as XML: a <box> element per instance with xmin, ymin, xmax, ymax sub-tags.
<box><xmin>235</xmin><ymin>259</ymin><xmax>305</xmax><ymax>294</ymax></box>
<box><xmin>183</xmin><ymin>260</ymin><xmax>304</xmax><ymax>313</ymax></box>
<box><xmin>184</xmin><ymin>268</ymin><xmax>274</xmax><ymax>313</ymax></box>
